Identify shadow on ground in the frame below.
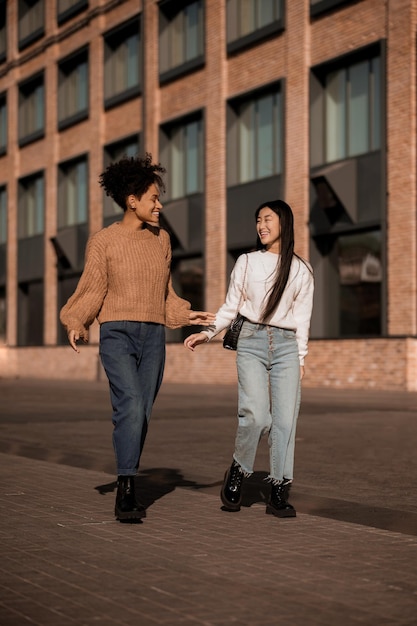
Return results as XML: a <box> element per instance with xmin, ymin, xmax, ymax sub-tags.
<box><xmin>96</xmin><ymin>469</ymin><xmax>417</xmax><ymax>537</ymax></box>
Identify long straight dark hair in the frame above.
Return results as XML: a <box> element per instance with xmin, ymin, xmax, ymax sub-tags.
<box><xmin>255</xmin><ymin>199</ymin><xmax>296</xmax><ymax>323</ymax></box>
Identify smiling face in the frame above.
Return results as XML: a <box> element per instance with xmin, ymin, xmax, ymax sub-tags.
<box><xmin>128</xmin><ymin>183</ymin><xmax>162</xmax><ymax>227</ymax></box>
<box><xmin>256</xmin><ymin>206</ymin><xmax>281</xmax><ymax>253</ymax></box>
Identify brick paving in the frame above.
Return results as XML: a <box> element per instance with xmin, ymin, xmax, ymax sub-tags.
<box><xmin>0</xmin><ymin>379</ymin><xmax>417</xmax><ymax>625</ymax></box>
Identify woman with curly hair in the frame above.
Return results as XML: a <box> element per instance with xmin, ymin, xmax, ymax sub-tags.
<box><xmin>60</xmin><ymin>154</ymin><xmax>214</xmax><ymax>521</ymax></box>
<box><xmin>185</xmin><ymin>200</ymin><xmax>314</xmax><ymax>518</ymax></box>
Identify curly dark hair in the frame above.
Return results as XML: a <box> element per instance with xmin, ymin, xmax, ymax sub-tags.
<box><xmin>99</xmin><ymin>153</ymin><xmax>166</xmax><ymax>211</ymax></box>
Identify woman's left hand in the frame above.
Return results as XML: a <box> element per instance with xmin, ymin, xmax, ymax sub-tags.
<box><xmin>188</xmin><ymin>310</ymin><xmax>216</xmax><ymax>326</ymax></box>
<box><xmin>300</xmin><ymin>366</ymin><xmax>305</xmax><ymax>380</ymax></box>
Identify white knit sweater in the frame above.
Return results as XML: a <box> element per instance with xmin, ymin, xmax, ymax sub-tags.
<box><xmin>204</xmin><ymin>250</ymin><xmax>314</xmax><ymax>365</ymax></box>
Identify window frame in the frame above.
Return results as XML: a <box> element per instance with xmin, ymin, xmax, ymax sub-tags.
<box><xmin>57</xmin><ymin>0</ymin><xmax>88</xmax><ymax>26</ymax></box>
<box><xmin>58</xmin><ymin>154</ymin><xmax>89</xmax><ymax>229</ymax></box>
<box><xmin>0</xmin><ymin>0</ymin><xmax>6</xmax><ymax>64</ymax></box>
<box><xmin>103</xmin><ymin>16</ymin><xmax>141</xmax><ymax>111</ymax></box>
<box><xmin>227</xmin><ymin>81</ymin><xmax>284</xmax><ymax>187</ymax></box>
<box><xmin>58</xmin><ymin>46</ymin><xmax>89</xmax><ymax>131</ymax></box>
<box><xmin>226</xmin><ymin>0</ymin><xmax>285</xmax><ymax>56</ymax></box>
<box><xmin>18</xmin><ymin>71</ymin><xmax>45</xmax><ymax>147</ymax></box>
<box><xmin>18</xmin><ymin>0</ymin><xmax>45</xmax><ymax>51</ymax></box>
<box><xmin>310</xmin><ymin>0</ymin><xmax>361</xmax><ymax>18</ymax></box>
<box><xmin>18</xmin><ymin>170</ymin><xmax>45</xmax><ymax>239</ymax></box>
<box><xmin>310</xmin><ymin>42</ymin><xmax>382</xmax><ymax>168</ymax></box>
<box><xmin>0</xmin><ymin>92</ymin><xmax>6</xmax><ymax>155</ymax></box>
<box><xmin>160</xmin><ymin>110</ymin><xmax>205</xmax><ymax>202</ymax></box>
<box><xmin>0</xmin><ymin>185</ymin><xmax>7</xmax><ymax>245</ymax></box>
<box><xmin>159</xmin><ymin>0</ymin><xmax>205</xmax><ymax>85</ymax></box>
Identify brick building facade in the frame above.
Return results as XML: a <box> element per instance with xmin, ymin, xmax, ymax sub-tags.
<box><xmin>1</xmin><ymin>0</ymin><xmax>417</xmax><ymax>390</ymax></box>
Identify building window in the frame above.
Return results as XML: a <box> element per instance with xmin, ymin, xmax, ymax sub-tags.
<box><xmin>104</xmin><ymin>17</ymin><xmax>141</xmax><ymax>110</ymax></box>
<box><xmin>18</xmin><ymin>72</ymin><xmax>45</xmax><ymax>147</ymax></box>
<box><xmin>160</xmin><ymin>113</ymin><xmax>204</xmax><ymax>201</ymax></box>
<box><xmin>310</xmin><ymin>0</ymin><xmax>359</xmax><ymax>17</ymax></box>
<box><xmin>0</xmin><ymin>93</ymin><xmax>6</xmax><ymax>154</ymax></box>
<box><xmin>18</xmin><ymin>0</ymin><xmax>45</xmax><ymax>50</ymax></box>
<box><xmin>0</xmin><ymin>186</ymin><xmax>6</xmax><ymax>244</ymax></box>
<box><xmin>103</xmin><ymin>136</ymin><xmax>140</xmax><ymax>219</ymax></box>
<box><xmin>168</xmin><ymin>256</ymin><xmax>204</xmax><ymax>342</ymax></box>
<box><xmin>18</xmin><ymin>280</ymin><xmax>44</xmax><ymax>346</ymax></box>
<box><xmin>0</xmin><ymin>0</ymin><xmax>6</xmax><ymax>63</ymax></box>
<box><xmin>18</xmin><ymin>172</ymin><xmax>44</xmax><ymax>238</ymax></box>
<box><xmin>57</xmin><ymin>0</ymin><xmax>88</xmax><ymax>25</ymax></box>
<box><xmin>337</xmin><ymin>229</ymin><xmax>382</xmax><ymax>336</ymax></box>
<box><xmin>311</xmin><ymin>52</ymin><xmax>380</xmax><ymax>166</ymax></box>
<box><xmin>0</xmin><ymin>287</ymin><xmax>5</xmax><ymax>344</ymax></box>
<box><xmin>227</xmin><ymin>0</ymin><xmax>283</xmax><ymax>52</ymax></box>
<box><xmin>58</xmin><ymin>155</ymin><xmax>88</xmax><ymax>228</ymax></box>
<box><xmin>159</xmin><ymin>0</ymin><xmax>204</xmax><ymax>82</ymax></box>
<box><xmin>58</xmin><ymin>47</ymin><xmax>89</xmax><ymax>130</ymax></box>
<box><xmin>228</xmin><ymin>85</ymin><xmax>282</xmax><ymax>185</ymax></box>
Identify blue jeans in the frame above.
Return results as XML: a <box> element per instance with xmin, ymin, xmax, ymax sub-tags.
<box><xmin>99</xmin><ymin>321</ymin><xmax>166</xmax><ymax>476</ymax></box>
<box><xmin>235</xmin><ymin>321</ymin><xmax>301</xmax><ymax>482</ymax></box>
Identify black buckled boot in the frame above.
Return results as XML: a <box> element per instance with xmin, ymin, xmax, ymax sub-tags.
<box><xmin>221</xmin><ymin>460</ymin><xmax>244</xmax><ymax>511</ymax></box>
<box><xmin>115</xmin><ymin>476</ymin><xmax>146</xmax><ymax>521</ymax></box>
<box><xmin>266</xmin><ymin>479</ymin><xmax>296</xmax><ymax>518</ymax></box>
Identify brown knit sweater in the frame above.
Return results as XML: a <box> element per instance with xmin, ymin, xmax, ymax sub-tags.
<box><xmin>60</xmin><ymin>222</ymin><xmax>191</xmax><ymax>341</ymax></box>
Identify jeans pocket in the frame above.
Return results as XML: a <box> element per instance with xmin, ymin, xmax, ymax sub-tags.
<box><xmin>239</xmin><ymin>322</ymin><xmax>256</xmax><ymax>339</ymax></box>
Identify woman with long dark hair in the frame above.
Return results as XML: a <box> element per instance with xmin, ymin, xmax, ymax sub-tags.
<box><xmin>184</xmin><ymin>200</ymin><xmax>314</xmax><ymax>517</ymax></box>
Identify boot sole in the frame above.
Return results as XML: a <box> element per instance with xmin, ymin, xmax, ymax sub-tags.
<box><xmin>115</xmin><ymin>507</ymin><xmax>146</xmax><ymax>521</ymax></box>
<box><xmin>266</xmin><ymin>504</ymin><xmax>296</xmax><ymax>518</ymax></box>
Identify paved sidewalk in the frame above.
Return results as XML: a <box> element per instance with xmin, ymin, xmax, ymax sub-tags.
<box><xmin>0</xmin><ymin>379</ymin><xmax>417</xmax><ymax>625</ymax></box>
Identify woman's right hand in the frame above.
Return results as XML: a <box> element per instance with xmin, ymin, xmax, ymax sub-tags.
<box><xmin>184</xmin><ymin>333</ymin><xmax>209</xmax><ymax>351</ymax></box>
<box><xmin>68</xmin><ymin>329</ymin><xmax>82</xmax><ymax>353</ymax></box>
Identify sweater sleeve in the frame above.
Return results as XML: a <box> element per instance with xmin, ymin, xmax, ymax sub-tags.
<box><xmin>165</xmin><ymin>276</ymin><xmax>192</xmax><ymax>329</ymax></box>
<box><xmin>59</xmin><ymin>233</ymin><xmax>108</xmax><ymax>341</ymax></box>
<box><xmin>293</xmin><ymin>262</ymin><xmax>314</xmax><ymax>366</ymax></box>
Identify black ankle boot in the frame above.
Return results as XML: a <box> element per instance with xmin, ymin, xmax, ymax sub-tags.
<box><xmin>221</xmin><ymin>460</ymin><xmax>244</xmax><ymax>511</ymax></box>
<box><xmin>266</xmin><ymin>479</ymin><xmax>296</xmax><ymax>518</ymax></box>
<box><xmin>115</xmin><ymin>476</ymin><xmax>146</xmax><ymax>521</ymax></box>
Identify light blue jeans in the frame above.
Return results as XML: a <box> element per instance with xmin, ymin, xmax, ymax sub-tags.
<box><xmin>99</xmin><ymin>321</ymin><xmax>166</xmax><ymax>476</ymax></box>
<box><xmin>235</xmin><ymin>321</ymin><xmax>301</xmax><ymax>482</ymax></box>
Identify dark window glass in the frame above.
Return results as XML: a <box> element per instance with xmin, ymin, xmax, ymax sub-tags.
<box><xmin>337</xmin><ymin>230</ymin><xmax>382</xmax><ymax>336</ymax></box>
<box><xmin>0</xmin><ymin>186</ymin><xmax>6</xmax><ymax>244</ymax></box>
<box><xmin>0</xmin><ymin>93</ymin><xmax>6</xmax><ymax>152</ymax></box>
<box><xmin>58</xmin><ymin>156</ymin><xmax>88</xmax><ymax>228</ymax></box>
<box><xmin>228</xmin><ymin>86</ymin><xmax>282</xmax><ymax>185</ymax></box>
<box><xmin>104</xmin><ymin>18</ymin><xmax>141</xmax><ymax>107</ymax></box>
<box><xmin>18</xmin><ymin>0</ymin><xmax>45</xmax><ymax>49</ymax></box>
<box><xmin>0</xmin><ymin>1</ymin><xmax>6</xmax><ymax>62</ymax></box>
<box><xmin>58</xmin><ymin>48</ymin><xmax>89</xmax><ymax>128</ymax></box>
<box><xmin>161</xmin><ymin>115</ymin><xmax>204</xmax><ymax>201</ymax></box>
<box><xmin>227</xmin><ymin>0</ymin><xmax>282</xmax><ymax>42</ymax></box>
<box><xmin>18</xmin><ymin>73</ymin><xmax>45</xmax><ymax>144</ymax></box>
<box><xmin>311</xmin><ymin>54</ymin><xmax>380</xmax><ymax>166</ymax></box>
<box><xmin>18</xmin><ymin>173</ymin><xmax>44</xmax><ymax>238</ymax></box>
<box><xmin>57</xmin><ymin>0</ymin><xmax>88</xmax><ymax>24</ymax></box>
<box><xmin>159</xmin><ymin>0</ymin><xmax>204</xmax><ymax>76</ymax></box>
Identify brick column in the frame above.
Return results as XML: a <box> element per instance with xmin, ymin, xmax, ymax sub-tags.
<box><xmin>44</xmin><ymin>52</ymin><xmax>58</xmax><ymax>345</ymax></box>
<box><xmin>142</xmin><ymin>0</ymin><xmax>160</xmax><ymax>159</ymax></box>
<box><xmin>204</xmin><ymin>0</ymin><xmax>228</xmax><ymax>310</ymax></box>
<box><xmin>284</xmin><ymin>0</ymin><xmax>310</xmax><ymax>259</ymax></box>
<box><xmin>386</xmin><ymin>0</ymin><xmax>417</xmax><ymax>335</ymax></box>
